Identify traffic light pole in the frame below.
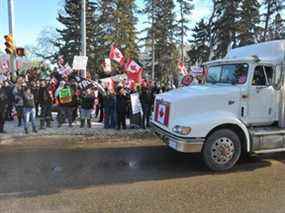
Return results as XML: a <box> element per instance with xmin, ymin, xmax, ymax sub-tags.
<box><xmin>151</xmin><ymin>0</ymin><xmax>155</xmax><ymax>81</ymax></box>
<box><xmin>7</xmin><ymin>0</ymin><xmax>16</xmax><ymax>79</ymax></box>
<box><xmin>81</xmin><ymin>0</ymin><xmax>87</xmax><ymax>78</ymax></box>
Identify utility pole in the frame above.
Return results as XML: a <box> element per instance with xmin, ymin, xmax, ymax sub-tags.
<box><xmin>81</xmin><ymin>0</ymin><xmax>87</xmax><ymax>78</ymax></box>
<box><xmin>7</xmin><ymin>0</ymin><xmax>16</xmax><ymax>78</ymax></box>
<box><xmin>180</xmin><ymin>3</ymin><xmax>184</xmax><ymax>63</ymax></box>
<box><xmin>151</xmin><ymin>0</ymin><xmax>155</xmax><ymax>81</ymax></box>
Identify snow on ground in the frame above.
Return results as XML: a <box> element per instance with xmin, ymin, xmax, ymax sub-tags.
<box><xmin>0</xmin><ymin>117</ymin><xmax>151</xmax><ymax>144</ymax></box>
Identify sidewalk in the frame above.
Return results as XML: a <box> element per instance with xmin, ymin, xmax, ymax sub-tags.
<box><xmin>0</xmin><ymin>118</ymin><xmax>152</xmax><ymax>144</ymax></box>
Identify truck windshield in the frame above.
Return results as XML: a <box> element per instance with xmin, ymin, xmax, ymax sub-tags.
<box><xmin>207</xmin><ymin>64</ymin><xmax>249</xmax><ymax>84</ymax></box>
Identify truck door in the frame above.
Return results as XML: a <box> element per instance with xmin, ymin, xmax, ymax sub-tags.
<box><xmin>248</xmin><ymin>65</ymin><xmax>275</xmax><ymax>125</ymax></box>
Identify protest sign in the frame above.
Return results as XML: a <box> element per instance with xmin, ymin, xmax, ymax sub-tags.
<box><xmin>130</xmin><ymin>93</ymin><xmax>143</xmax><ymax>115</ymax></box>
<box><xmin>73</xmin><ymin>56</ymin><xmax>88</xmax><ymax>70</ymax></box>
<box><xmin>59</xmin><ymin>87</ymin><xmax>72</xmax><ymax>104</ymax></box>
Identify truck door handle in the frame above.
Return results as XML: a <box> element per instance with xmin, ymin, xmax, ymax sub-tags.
<box><xmin>228</xmin><ymin>100</ymin><xmax>235</xmax><ymax>105</ymax></box>
<box><xmin>256</xmin><ymin>87</ymin><xmax>266</xmax><ymax>93</ymax></box>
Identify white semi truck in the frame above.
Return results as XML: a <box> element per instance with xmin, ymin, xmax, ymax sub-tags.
<box><xmin>151</xmin><ymin>40</ymin><xmax>285</xmax><ymax>171</ymax></box>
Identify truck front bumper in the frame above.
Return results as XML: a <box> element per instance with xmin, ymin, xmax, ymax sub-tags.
<box><xmin>151</xmin><ymin>122</ymin><xmax>204</xmax><ymax>153</ymax></box>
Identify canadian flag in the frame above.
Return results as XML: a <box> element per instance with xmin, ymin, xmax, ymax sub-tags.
<box><xmin>126</xmin><ymin>79</ymin><xmax>135</xmax><ymax>91</ymax></box>
<box><xmin>125</xmin><ymin>59</ymin><xmax>143</xmax><ymax>74</ymax></box>
<box><xmin>109</xmin><ymin>45</ymin><xmax>125</xmax><ymax>66</ymax></box>
<box><xmin>181</xmin><ymin>74</ymin><xmax>192</xmax><ymax>86</ymax></box>
<box><xmin>178</xmin><ymin>61</ymin><xmax>188</xmax><ymax>76</ymax></box>
<box><xmin>125</xmin><ymin>59</ymin><xmax>143</xmax><ymax>83</ymax></box>
<box><xmin>58</xmin><ymin>65</ymin><xmax>72</xmax><ymax>76</ymax></box>
<box><xmin>155</xmin><ymin>103</ymin><xmax>170</xmax><ymax>126</ymax></box>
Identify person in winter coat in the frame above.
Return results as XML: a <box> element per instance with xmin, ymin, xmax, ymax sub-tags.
<box><xmin>80</xmin><ymin>89</ymin><xmax>95</xmax><ymax>128</ymax></box>
<box><xmin>140</xmin><ymin>86</ymin><xmax>153</xmax><ymax>128</ymax></box>
<box><xmin>39</xmin><ymin>80</ymin><xmax>53</xmax><ymax>129</ymax></box>
<box><xmin>55</xmin><ymin>81</ymin><xmax>75</xmax><ymax>127</ymax></box>
<box><xmin>12</xmin><ymin>81</ymin><xmax>24</xmax><ymax>127</ymax></box>
<box><xmin>116</xmin><ymin>86</ymin><xmax>128</xmax><ymax>130</ymax></box>
<box><xmin>4</xmin><ymin>81</ymin><xmax>14</xmax><ymax>121</ymax></box>
<box><xmin>103</xmin><ymin>88</ymin><xmax>116</xmax><ymax>129</ymax></box>
<box><xmin>95</xmin><ymin>87</ymin><xmax>104</xmax><ymax>122</ymax></box>
<box><xmin>23</xmin><ymin>87</ymin><xmax>37</xmax><ymax>134</ymax></box>
<box><xmin>0</xmin><ymin>81</ymin><xmax>8</xmax><ymax>133</ymax></box>
<box><xmin>31</xmin><ymin>81</ymin><xmax>40</xmax><ymax>117</ymax></box>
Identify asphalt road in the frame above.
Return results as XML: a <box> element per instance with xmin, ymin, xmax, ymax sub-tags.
<box><xmin>0</xmin><ymin>136</ymin><xmax>285</xmax><ymax>213</ymax></box>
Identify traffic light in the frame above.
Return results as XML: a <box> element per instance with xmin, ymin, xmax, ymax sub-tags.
<box><xmin>16</xmin><ymin>47</ymin><xmax>25</xmax><ymax>57</ymax></box>
<box><xmin>4</xmin><ymin>34</ymin><xmax>15</xmax><ymax>55</ymax></box>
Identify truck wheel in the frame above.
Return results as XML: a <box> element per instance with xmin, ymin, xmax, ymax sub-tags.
<box><xmin>203</xmin><ymin>129</ymin><xmax>241</xmax><ymax>171</ymax></box>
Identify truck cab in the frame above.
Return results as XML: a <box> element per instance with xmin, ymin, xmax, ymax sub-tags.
<box><xmin>151</xmin><ymin>40</ymin><xmax>285</xmax><ymax>171</ymax></box>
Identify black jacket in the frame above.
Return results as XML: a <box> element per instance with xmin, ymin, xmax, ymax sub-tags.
<box><xmin>140</xmin><ymin>89</ymin><xmax>153</xmax><ymax>108</ymax></box>
<box><xmin>39</xmin><ymin>86</ymin><xmax>53</xmax><ymax>105</ymax></box>
<box><xmin>116</xmin><ymin>93</ymin><xmax>128</xmax><ymax>113</ymax></box>
<box><xmin>0</xmin><ymin>87</ymin><xmax>8</xmax><ymax>110</ymax></box>
<box><xmin>80</xmin><ymin>95</ymin><xmax>95</xmax><ymax>110</ymax></box>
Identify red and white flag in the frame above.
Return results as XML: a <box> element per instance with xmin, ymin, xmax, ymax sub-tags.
<box><xmin>58</xmin><ymin>64</ymin><xmax>72</xmax><ymax>76</ymax></box>
<box><xmin>125</xmin><ymin>59</ymin><xmax>143</xmax><ymax>83</ymax></box>
<box><xmin>181</xmin><ymin>74</ymin><xmax>192</xmax><ymax>86</ymax></box>
<box><xmin>178</xmin><ymin>61</ymin><xmax>188</xmax><ymax>76</ymax></box>
<box><xmin>109</xmin><ymin>45</ymin><xmax>125</xmax><ymax>66</ymax></box>
<box><xmin>155</xmin><ymin>103</ymin><xmax>170</xmax><ymax>126</ymax></box>
<box><xmin>125</xmin><ymin>59</ymin><xmax>143</xmax><ymax>74</ymax></box>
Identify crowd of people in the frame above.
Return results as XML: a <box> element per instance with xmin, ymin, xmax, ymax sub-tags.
<box><xmin>0</xmin><ymin>69</ymin><xmax>164</xmax><ymax>134</ymax></box>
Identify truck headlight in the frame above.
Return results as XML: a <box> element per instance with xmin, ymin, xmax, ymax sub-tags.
<box><xmin>172</xmin><ymin>125</ymin><xmax>192</xmax><ymax>136</ymax></box>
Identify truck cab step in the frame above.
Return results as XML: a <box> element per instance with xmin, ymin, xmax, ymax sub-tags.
<box><xmin>249</xmin><ymin>127</ymin><xmax>285</xmax><ymax>152</ymax></box>
<box><xmin>250</xmin><ymin>127</ymin><xmax>285</xmax><ymax>136</ymax></box>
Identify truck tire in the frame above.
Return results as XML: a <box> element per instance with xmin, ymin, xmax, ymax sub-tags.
<box><xmin>203</xmin><ymin>129</ymin><xmax>241</xmax><ymax>171</ymax></box>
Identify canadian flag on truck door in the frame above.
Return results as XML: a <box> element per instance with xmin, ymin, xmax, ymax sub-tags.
<box><xmin>155</xmin><ymin>103</ymin><xmax>170</xmax><ymax>126</ymax></box>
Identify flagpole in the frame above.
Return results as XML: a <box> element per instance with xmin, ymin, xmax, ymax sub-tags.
<box><xmin>151</xmin><ymin>0</ymin><xmax>155</xmax><ymax>81</ymax></box>
<box><xmin>7</xmin><ymin>0</ymin><xmax>16</xmax><ymax>79</ymax></box>
<box><xmin>81</xmin><ymin>0</ymin><xmax>87</xmax><ymax>78</ymax></box>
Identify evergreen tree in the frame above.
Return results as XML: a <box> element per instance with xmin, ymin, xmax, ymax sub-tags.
<box><xmin>94</xmin><ymin>0</ymin><xmax>117</xmax><ymax>77</ymax></box>
<box><xmin>114</xmin><ymin>0</ymin><xmax>139</xmax><ymax>59</ymax></box>
<box><xmin>262</xmin><ymin>0</ymin><xmax>284</xmax><ymax>41</ymax></box>
<box><xmin>142</xmin><ymin>0</ymin><xmax>177</xmax><ymax>81</ymax></box>
<box><xmin>176</xmin><ymin>0</ymin><xmax>194</xmax><ymax>62</ymax></box>
<box><xmin>273</xmin><ymin>13</ymin><xmax>285</xmax><ymax>39</ymax></box>
<box><xmin>237</xmin><ymin>0</ymin><xmax>260</xmax><ymax>46</ymax></box>
<box><xmin>154</xmin><ymin>0</ymin><xmax>177</xmax><ymax>82</ymax></box>
<box><xmin>55</xmin><ymin>0</ymin><xmax>98</xmax><ymax>72</ymax></box>
<box><xmin>95</xmin><ymin>0</ymin><xmax>138</xmax><ymax>76</ymax></box>
<box><xmin>141</xmin><ymin>0</ymin><xmax>162</xmax><ymax>79</ymax></box>
<box><xmin>212</xmin><ymin>0</ymin><xmax>240</xmax><ymax>58</ymax></box>
<box><xmin>188</xmin><ymin>19</ymin><xmax>210</xmax><ymax>65</ymax></box>
<box><xmin>96</xmin><ymin>0</ymin><xmax>117</xmax><ymax>54</ymax></box>
<box><xmin>208</xmin><ymin>0</ymin><xmax>219</xmax><ymax>60</ymax></box>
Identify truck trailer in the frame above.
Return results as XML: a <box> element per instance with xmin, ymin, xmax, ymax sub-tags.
<box><xmin>151</xmin><ymin>40</ymin><xmax>285</xmax><ymax>171</ymax></box>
